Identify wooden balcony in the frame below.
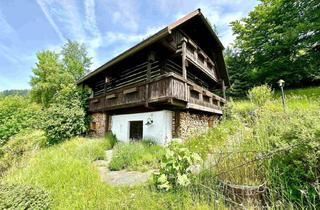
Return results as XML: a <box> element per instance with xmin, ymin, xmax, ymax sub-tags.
<box><xmin>88</xmin><ymin>73</ymin><xmax>224</xmax><ymax>114</ymax></box>
<box><xmin>176</xmin><ymin>35</ymin><xmax>218</xmax><ymax>82</ymax></box>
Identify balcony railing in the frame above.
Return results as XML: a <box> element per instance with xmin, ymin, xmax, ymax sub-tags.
<box><xmin>88</xmin><ymin>73</ymin><xmax>224</xmax><ymax>114</ymax></box>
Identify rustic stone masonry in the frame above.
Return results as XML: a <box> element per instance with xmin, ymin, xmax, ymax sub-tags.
<box><xmin>90</xmin><ymin>112</ymin><xmax>107</xmax><ymax>137</ymax></box>
<box><xmin>176</xmin><ymin>111</ymin><xmax>218</xmax><ymax>139</ymax></box>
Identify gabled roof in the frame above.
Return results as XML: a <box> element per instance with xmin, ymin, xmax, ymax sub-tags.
<box><xmin>78</xmin><ymin>9</ymin><xmax>227</xmax><ymax>84</ymax></box>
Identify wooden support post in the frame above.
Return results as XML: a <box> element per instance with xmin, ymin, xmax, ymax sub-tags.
<box><xmin>181</xmin><ymin>38</ymin><xmax>188</xmax><ymax>101</ymax></box>
<box><xmin>145</xmin><ymin>52</ymin><xmax>155</xmax><ymax>107</ymax></box>
<box><xmin>222</xmin><ymin>80</ymin><xmax>226</xmax><ymax>100</ymax></box>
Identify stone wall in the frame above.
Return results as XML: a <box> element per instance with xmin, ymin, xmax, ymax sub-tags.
<box><xmin>176</xmin><ymin>111</ymin><xmax>219</xmax><ymax>139</ymax></box>
<box><xmin>90</xmin><ymin>112</ymin><xmax>107</xmax><ymax>137</ymax></box>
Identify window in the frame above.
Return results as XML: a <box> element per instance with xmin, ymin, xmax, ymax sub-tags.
<box><xmin>90</xmin><ymin>122</ymin><xmax>97</xmax><ymax>130</ymax></box>
<box><xmin>129</xmin><ymin>121</ymin><xmax>143</xmax><ymax>140</ymax></box>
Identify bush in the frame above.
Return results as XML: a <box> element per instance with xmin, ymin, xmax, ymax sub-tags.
<box><xmin>109</xmin><ymin>141</ymin><xmax>164</xmax><ymax>171</ymax></box>
<box><xmin>0</xmin><ymin>96</ymin><xmax>42</xmax><ymax>145</ymax></box>
<box><xmin>154</xmin><ymin>141</ymin><xmax>202</xmax><ymax>191</ymax></box>
<box><xmin>42</xmin><ymin>85</ymin><xmax>87</xmax><ymax>144</ymax></box>
<box><xmin>105</xmin><ymin>133</ymin><xmax>117</xmax><ymax>149</ymax></box>
<box><xmin>248</xmin><ymin>85</ymin><xmax>273</xmax><ymax>106</ymax></box>
<box><xmin>0</xmin><ymin>184</ymin><xmax>51</xmax><ymax>210</ymax></box>
<box><xmin>0</xmin><ymin>130</ymin><xmax>47</xmax><ymax>176</ymax></box>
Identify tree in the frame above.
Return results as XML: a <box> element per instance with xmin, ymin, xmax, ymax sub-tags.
<box><xmin>30</xmin><ymin>41</ymin><xmax>92</xmax><ymax>107</ymax></box>
<box><xmin>61</xmin><ymin>40</ymin><xmax>92</xmax><ymax>81</ymax></box>
<box><xmin>227</xmin><ymin>0</ymin><xmax>320</xmax><ymax>95</ymax></box>
<box><xmin>30</xmin><ymin>51</ymin><xmax>73</xmax><ymax>107</ymax></box>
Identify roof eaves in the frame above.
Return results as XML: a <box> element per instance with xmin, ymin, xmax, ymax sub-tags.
<box><xmin>77</xmin><ymin>27</ymin><xmax>170</xmax><ymax>84</ymax></box>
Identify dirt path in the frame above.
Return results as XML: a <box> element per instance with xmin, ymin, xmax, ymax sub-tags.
<box><xmin>93</xmin><ymin>150</ymin><xmax>153</xmax><ymax>186</ymax></box>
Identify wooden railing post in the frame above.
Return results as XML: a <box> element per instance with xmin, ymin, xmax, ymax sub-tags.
<box><xmin>181</xmin><ymin>38</ymin><xmax>188</xmax><ymax>101</ymax></box>
<box><xmin>145</xmin><ymin>52</ymin><xmax>155</xmax><ymax>107</ymax></box>
<box><xmin>222</xmin><ymin>80</ymin><xmax>226</xmax><ymax>100</ymax></box>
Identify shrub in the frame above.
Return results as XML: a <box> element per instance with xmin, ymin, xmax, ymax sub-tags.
<box><xmin>105</xmin><ymin>132</ymin><xmax>117</xmax><ymax>149</ymax></box>
<box><xmin>248</xmin><ymin>85</ymin><xmax>273</xmax><ymax>107</ymax></box>
<box><xmin>0</xmin><ymin>96</ymin><xmax>42</xmax><ymax>145</ymax></box>
<box><xmin>154</xmin><ymin>141</ymin><xmax>202</xmax><ymax>191</ymax></box>
<box><xmin>109</xmin><ymin>141</ymin><xmax>164</xmax><ymax>171</ymax></box>
<box><xmin>42</xmin><ymin>85</ymin><xmax>87</xmax><ymax>144</ymax></box>
<box><xmin>0</xmin><ymin>184</ymin><xmax>51</xmax><ymax>210</ymax></box>
<box><xmin>0</xmin><ymin>130</ymin><xmax>47</xmax><ymax>176</ymax></box>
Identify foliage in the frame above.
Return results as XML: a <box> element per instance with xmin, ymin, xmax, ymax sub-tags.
<box><xmin>109</xmin><ymin>141</ymin><xmax>164</xmax><ymax>171</ymax></box>
<box><xmin>266</xmin><ymin>109</ymin><xmax>320</xmax><ymax>206</ymax></box>
<box><xmin>0</xmin><ymin>89</ymin><xmax>29</xmax><ymax>97</ymax></box>
<box><xmin>0</xmin><ymin>184</ymin><xmax>51</xmax><ymax>210</ymax></box>
<box><xmin>105</xmin><ymin>132</ymin><xmax>117</xmax><ymax>148</ymax></box>
<box><xmin>30</xmin><ymin>50</ymin><xmax>73</xmax><ymax>107</ymax></box>
<box><xmin>30</xmin><ymin>41</ymin><xmax>91</xmax><ymax>107</ymax></box>
<box><xmin>0</xmin><ymin>95</ymin><xmax>42</xmax><ymax>145</ymax></box>
<box><xmin>61</xmin><ymin>40</ymin><xmax>92</xmax><ymax>80</ymax></box>
<box><xmin>3</xmin><ymin>137</ymin><xmax>219</xmax><ymax>209</ymax></box>
<box><xmin>154</xmin><ymin>141</ymin><xmax>202</xmax><ymax>191</ymax></box>
<box><xmin>42</xmin><ymin>85</ymin><xmax>87</xmax><ymax>145</ymax></box>
<box><xmin>0</xmin><ymin>130</ymin><xmax>46</xmax><ymax>176</ymax></box>
<box><xmin>226</xmin><ymin>0</ymin><xmax>320</xmax><ymax>95</ymax></box>
<box><xmin>185</xmin><ymin>119</ymin><xmax>240</xmax><ymax>159</ymax></box>
<box><xmin>248</xmin><ymin>85</ymin><xmax>273</xmax><ymax>106</ymax></box>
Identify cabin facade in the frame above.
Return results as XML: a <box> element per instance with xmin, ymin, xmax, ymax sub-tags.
<box><xmin>78</xmin><ymin>9</ymin><xmax>229</xmax><ymax>144</ymax></box>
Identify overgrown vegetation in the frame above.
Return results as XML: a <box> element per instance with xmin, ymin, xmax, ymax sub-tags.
<box><xmin>185</xmin><ymin>86</ymin><xmax>320</xmax><ymax>208</ymax></box>
<box><xmin>2</xmin><ymin>137</ymin><xmax>225</xmax><ymax>209</ymax></box>
<box><xmin>154</xmin><ymin>141</ymin><xmax>202</xmax><ymax>191</ymax></box>
<box><xmin>0</xmin><ymin>96</ymin><xmax>42</xmax><ymax>145</ymax></box>
<box><xmin>0</xmin><ymin>184</ymin><xmax>51</xmax><ymax>210</ymax></box>
<box><xmin>0</xmin><ymin>130</ymin><xmax>47</xmax><ymax>176</ymax></box>
<box><xmin>109</xmin><ymin>141</ymin><xmax>164</xmax><ymax>171</ymax></box>
<box><xmin>226</xmin><ymin>0</ymin><xmax>320</xmax><ymax>96</ymax></box>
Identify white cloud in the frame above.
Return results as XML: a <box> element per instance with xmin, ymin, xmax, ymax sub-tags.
<box><xmin>104</xmin><ymin>26</ymin><xmax>164</xmax><ymax>45</ymax></box>
<box><xmin>101</xmin><ymin>0</ymin><xmax>140</xmax><ymax>32</ymax></box>
<box><xmin>0</xmin><ymin>11</ymin><xmax>15</xmax><ymax>38</ymax></box>
<box><xmin>36</xmin><ymin>0</ymin><xmax>65</xmax><ymax>42</ymax></box>
<box><xmin>36</xmin><ymin>0</ymin><xmax>105</xmax><ymax>68</ymax></box>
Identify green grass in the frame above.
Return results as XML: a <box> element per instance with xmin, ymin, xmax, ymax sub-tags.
<box><xmin>2</xmin><ymin>137</ymin><xmax>224</xmax><ymax>209</ymax></box>
<box><xmin>3</xmin><ymin>137</ymin><xmax>114</xmax><ymax>209</ymax></box>
<box><xmin>109</xmin><ymin>141</ymin><xmax>165</xmax><ymax>171</ymax></box>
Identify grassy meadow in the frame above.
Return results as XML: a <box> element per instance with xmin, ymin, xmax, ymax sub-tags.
<box><xmin>0</xmin><ymin>86</ymin><xmax>319</xmax><ymax>209</ymax></box>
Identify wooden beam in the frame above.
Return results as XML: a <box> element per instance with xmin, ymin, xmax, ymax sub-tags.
<box><xmin>187</xmin><ymin>103</ymin><xmax>222</xmax><ymax>114</ymax></box>
<box><xmin>222</xmin><ymin>80</ymin><xmax>226</xmax><ymax>99</ymax></box>
<box><xmin>145</xmin><ymin>52</ymin><xmax>155</xmax><ymax>107</ymax></box>
<box><xmin>123</xmin><ymin>87</ymin><xmax>137</xmax><ymax>94</ymax></box>
<box><xmin>181</xmin><ymin>37</ymin><xmax>188</xmax><ymax>101</ymax></box>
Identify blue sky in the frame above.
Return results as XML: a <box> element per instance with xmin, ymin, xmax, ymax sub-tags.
<box><xmin>0</xmin><ymin>0</ymin><xmax>258</xmax><ymax>91</ymax></box>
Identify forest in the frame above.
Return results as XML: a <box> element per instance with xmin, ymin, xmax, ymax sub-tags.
<box><xmin>0</xmin><ymin>0</ymin><xmax>319</xmax><ymax>209</ymax></box>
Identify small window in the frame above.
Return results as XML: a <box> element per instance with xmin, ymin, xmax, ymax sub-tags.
<box><xmin>190</xmin><ymin>90</ymin><xmax>199</xmax><ymax>99</ymax></box>
<box><xmin>129</xmin><ymin>121</ymin><xmax>143</xmax><ymax>140</ymax></box>
<box><xmin>90</xmin><ymin>122</ymin><xmax>97</xmax><ymax>130</ymax></box>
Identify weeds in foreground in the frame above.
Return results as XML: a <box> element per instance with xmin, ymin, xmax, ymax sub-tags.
<box><xmin>109</xmin><ymin>141</ymin><xmax>165</xmax><ymax>171</ymax></box>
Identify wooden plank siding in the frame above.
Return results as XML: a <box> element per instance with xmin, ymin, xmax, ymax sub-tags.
<box><xmin>87</xmin><ymin>31</ymin><xmax>226</xmax><ymax>114</ymax></box>
<box><xmin>88</xmin><ymin>73</ymin><xmax>224</xmax><ymax>114</ymax></box>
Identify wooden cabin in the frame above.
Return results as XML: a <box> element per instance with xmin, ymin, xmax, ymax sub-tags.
<box><xmin>78</xmin><ymin>9</ymin><xmax>230</xmax><ymax>144</ymax></box>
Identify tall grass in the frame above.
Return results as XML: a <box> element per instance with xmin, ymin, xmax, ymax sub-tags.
<box><xmin>186</xmin><ymin>86</ymin><xmax>320</xmax><ymax>208</ymax></box>
<box><xmin>3</xmin><ymin>138</ymin><xmax>114</xmax><ymax>209</ymax></box>
<box><xmin>109</xmin><ymin>141</ymin><xmax>165</xmax><ymax>171</ymax></box>
<box><xmin>2</xmin><ymin>137</ymin><xmax>223</xmax><ymax>209</ymax></box>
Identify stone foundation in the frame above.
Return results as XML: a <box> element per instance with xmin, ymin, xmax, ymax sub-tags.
<box><xmin>175</xmin><ymin>111</ymin><xmax>219</xmax><ymax>139</ymax></box>
<box><xmin>90</xmin><ymin>112</ymin><xmax>107</xmax><ymax>137</ymax></box>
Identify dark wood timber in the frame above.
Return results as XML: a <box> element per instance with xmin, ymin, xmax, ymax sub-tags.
<box><xmin>78</xmin><ymin>9</ymin><xmax>229</xmax><ymax>115</ymax></box>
